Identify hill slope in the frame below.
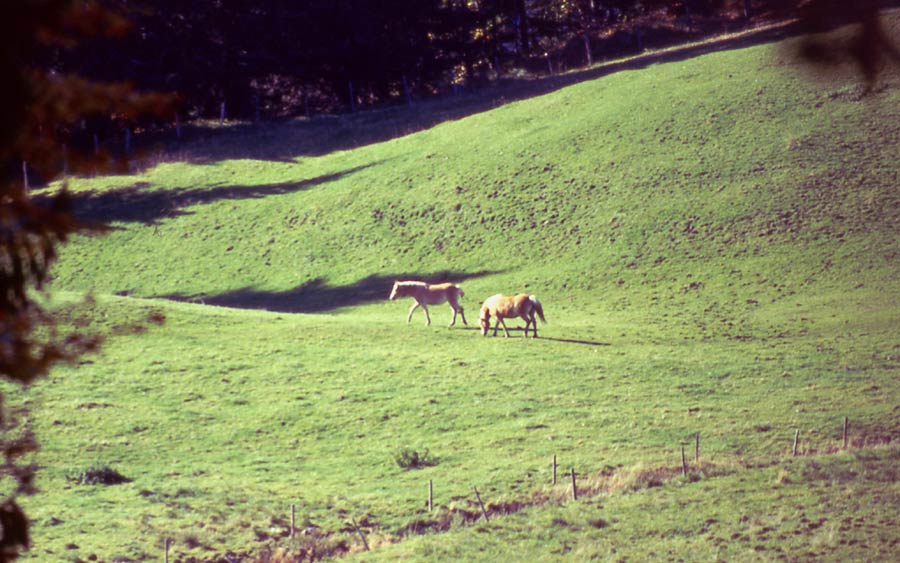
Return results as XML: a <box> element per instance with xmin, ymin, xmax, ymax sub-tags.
<box><xmin>19</xmin><ymin>12</ymin><xmax>900</xmax><ymax>563</ymax></box>
<box><xmin>51</xmin><ymin>23</ymin><xmax>899</xmax><ymax>338</ymax></box>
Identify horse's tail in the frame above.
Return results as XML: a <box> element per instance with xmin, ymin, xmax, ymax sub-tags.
<box><xmin>456</xmin><ymin>285</ymin><xmax>465</xmax><ymax>299</ymax></box>
<box><xmin>529</xmin><ymin>295</ymin><xmax>546</xmax><ymax>324</ymax></box>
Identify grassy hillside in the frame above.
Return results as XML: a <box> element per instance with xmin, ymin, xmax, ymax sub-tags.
<box><xmin>52</xmin><ymin>26</ymin><xmax>899</xmax><ymax>337</ymax></box>
<box><xmin>16</xmin><ymin>12</ymin><xmax>900</xmax><ymax>563</ymax></box>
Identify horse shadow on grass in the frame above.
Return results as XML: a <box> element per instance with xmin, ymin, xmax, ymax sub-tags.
<box><xmin>158</xmin><ymin>270</ymin><xmax>500</xmax><ymax>314</ymax></box>
<box><xmin>540</xmin><ymin>336</ymin><xmax>611</xmax><ymax>347</ymax></box>
<box><xmin>466</xmin><ymin>326</ymin><xmax>611</xmax><ymax>347</ymax></box>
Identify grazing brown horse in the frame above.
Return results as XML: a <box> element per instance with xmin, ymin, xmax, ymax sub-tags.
<box><xmin>479</xmin><ymin>293</ymin><xmax>546</xmax><ymax>338</ymax></box>
<box><xmin>389</xmin><ymin>281</ymin><xmax>467</xmax><ymax>327</ymax></box>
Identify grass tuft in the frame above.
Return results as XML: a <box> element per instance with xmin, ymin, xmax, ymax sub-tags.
<box><xmin>66</xmin><ymin>465</ymin><xmax>131</xmax><ymax>486</ymax></box>
<box><xmin>394</xmin><ymin>448</ymin><xmax>440</xmax><ymax>470</ymax></box>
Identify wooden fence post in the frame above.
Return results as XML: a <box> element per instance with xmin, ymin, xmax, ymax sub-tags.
<box><xmin>219</xmin><ymin>101</ymin><xmax>226</xmax><ymax>126</ymax></box>
<box><xmin>474</xmin><ymin>486</ymin><xmax>490</xmax><ymax>522</ymax></box>
<box><xmin>402</xmin><ymin>75</ymin><xmax>412</xmax><ymax>106</ymax></box>
<box><xmin>164</xmin><ymin>538</ymin><xmax>170</xmax><ymax>563</ymax></box>
<box><xmin>570</xmin><ymin>468</ymin><xmax>577</xmax><ymax>501</ymax></box>
<box><xmin>792</xmin><ymin>429</ymin><xmax>800</xmax><ymax>457</ymax></box>
<box><xmin>351</xmin><ymin>518</ymin><xmax>370</xmax><ymax>551</ymax></box>
<box><xmin>552</xmin><ymin>454</ymin><xmax>557</xmax><ymax>485</ymax></box>
<box><xmin>583</xmin><ymin>35</ymin><xmax>592</xmax><ymax>66</ymax></box>
<box><xmin>842</xmin><ymin>416</ymin><xmax>850</xmax><ymax>449</ymax></box>
<box><xmin>428</xmin><ymin>479</ymin><xmax>433</xmax><ymax>512</ymax></box>
<box><xmin>681</xmin><ymin>446</ymin><xmax>687</xmax><ymax>477</ymax></box>
<box><xmin>22</xmin><ymin>161</ymin><xmax>29</xmax><ymax>191</ymax></box>
<box><xmin>348</xmin><ymin>81</ymin><xmax>356</xmax><ymax>113</ymax></box>
<box><xmin>695</xmin><ymin>432</ymin><xmax>700</xmax><ymax>464</ymax></box>
<box><xmin>290</xmin><ymin>504</ymin><xmax>295</xmax><ymax>538</ymax></box>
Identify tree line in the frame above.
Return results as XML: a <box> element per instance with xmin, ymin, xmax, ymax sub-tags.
<box><xmin>48</xmin><ymin>0</ymin><xmax>796</xmax><ymax>121</ymax></box>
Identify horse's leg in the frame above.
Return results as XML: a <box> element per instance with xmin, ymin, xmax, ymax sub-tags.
<box><xmin>492</xmin><ymin>317</ymin><xmax>501</xmax><ymax>337</ymax></box>
<box><xmin>530</xmin><ymin>311</ymin><xmax>538</xmax><ymax>338</ymax></box>
<box><xmin>453</xmin><ymin>306</ymin><xmax>467</xmax><ymax>326</ymax></box>
<box><xmin>519</xmin><ymin>312</ymin><xmax>530</xmax><ymax>337</ymax></box>
<box><xmin>499</xmin><ymin>317</ymin><xmax>511</xmax><ymax>338</ymax></box>
<box><xmin>448</xmin><ymin>296</ymin><xmax>466</xmax><ymax>327</ymax></box>
<box><xmin>422</xmin><ymin>304</ymin><xmax>431</xmax><ymax>326</ymax></box>
<box><xmin>406</xmin><ymin>302</ymin><xmax>420</xmax><ymax>324</ymax></box>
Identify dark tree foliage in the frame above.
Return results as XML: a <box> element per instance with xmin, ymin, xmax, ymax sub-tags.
<box><xmin>47</xmin><ymin>1</ymin><xmax>893</xmax><ymax>120</ymax></box>
<box><xmin>51</xmin><ymin>1</ymin><xmax>678</xmax><ymax>117</ymax></box>
<box><xmin>58</xmin><ymin>0</ymin><xmax>465</xmax><ymax>116</ymax></box>
<box><xmin>297</xmin><ymin>0</ymin><xmax>455</xmax><ymax>106</ymax></box>
<box><xmin>794</xmin><ymin>0</ymin><xmax>900</xmax><ymax>91</ymax></box>
<box><xmin>0</xmin><ymin>2</ymin><xmax>170</xmax><ymax>559</ymax></box>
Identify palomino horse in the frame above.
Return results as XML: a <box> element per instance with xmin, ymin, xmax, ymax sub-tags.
<box><xmin>389</xmin><ymin>281</ymin><xmax>467</xmax><ymax>327</ymax></box>
<box><xmin>479</xmin><ymin>293</ymin><xmax>546</xmax><ymax>338</ymax></box>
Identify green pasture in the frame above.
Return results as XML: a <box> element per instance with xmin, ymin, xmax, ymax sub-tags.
<box><xmin>13</xmin><ymin>13</ymin><xmax>900</xmax><ymax>563</ymax></box>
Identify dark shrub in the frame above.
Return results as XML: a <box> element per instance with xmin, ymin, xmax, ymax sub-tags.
<box><xmin>394</xmin><ymin>448</ymin><xmax>439</xmax><ymax>470</ymax></box>
<box><xmin>68</xmin><ymin>466</ymin><xmax>131</xmax><ymax>485</ymax></box>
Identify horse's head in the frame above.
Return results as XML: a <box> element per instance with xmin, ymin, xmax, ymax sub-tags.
<box><xmin>478</xmin><ymin>307</ymin><xmax>491</xmax><ymax>336</ymax></box>
<box><xmin>388</xmin><ymin>281</ymin><xmax>399</xmax><ymax>300</ymax></box>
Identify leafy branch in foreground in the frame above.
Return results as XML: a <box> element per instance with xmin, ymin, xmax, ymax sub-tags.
<box><xmin>0</xmin><ymin>1</ymin><xmax>172</xmax><ymax>559</ymax></box>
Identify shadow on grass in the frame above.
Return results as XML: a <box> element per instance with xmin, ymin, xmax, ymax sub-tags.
<box><xmin>464</xmin><ymin>326</ymin><xmax>610</xmax><ymax>346</ymax></box>
<box><xmin>156</xmin><ymin>18</ymin><xmax>816</xmax><ymax>164</ymax></box>
<box><xmin>539</xmin><ymin>336</ymin><xmax>611</xmax><ymax>347</ymax></box>
<box><xmin>50</xmin><ymin>162</ymin><xmax>380</xmax><ymax>226</ymax></box>
<box><xmin>158</xmin><ymin>270</ymin><xmax>500</xmax><ymax>314</ymax></box>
